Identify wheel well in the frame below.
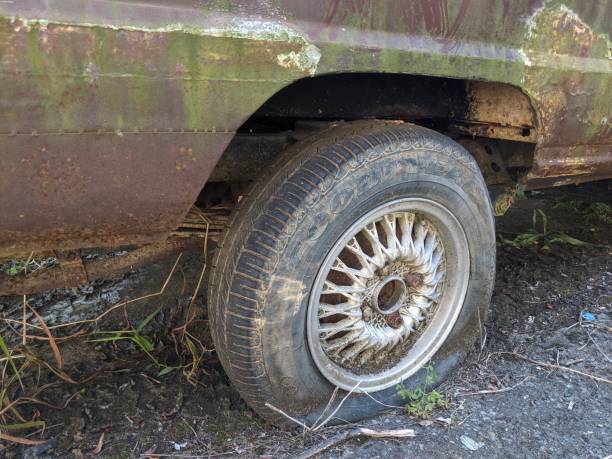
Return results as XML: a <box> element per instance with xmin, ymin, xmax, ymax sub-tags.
<box><xmin>199</xmin><ymin>73</ymin><xmax>537</xmax><ymax>207</ymax></box>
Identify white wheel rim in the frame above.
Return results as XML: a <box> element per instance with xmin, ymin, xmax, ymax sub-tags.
<box><xmin>306</xmin><ymin>198</ymin><xmax>470</xmax><ymax>392</ymax></box>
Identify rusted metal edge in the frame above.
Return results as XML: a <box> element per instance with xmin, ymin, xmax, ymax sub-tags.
<box><xmin>0</xmin><ymin>236</ymin><xmax>204</xmax><ymax>296</ymax></box>
<box><xmin>0</xmin><ymin>206</ymin><xmax>230</xmax><ymax>296</ymax></box>
<box><xmin>450</xmin><ymin>121</ymin><xmax>537</xmax><ymax>143</ymax></box>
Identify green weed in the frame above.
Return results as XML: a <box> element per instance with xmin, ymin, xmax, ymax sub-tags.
<box><xmin>586</xmin><ymin>202</ymin><xmax>612</xmax><ymax>224</ymax></box>
<box><xmin>553</xmin><ymin>197</ymin><xmax>612</xmax><ymax>224</ymax></box>
<box><xmin>89</xmin><ymin>306</ymin><xmax>179</xmax><ymax>377</ymax></box>
<box><xmin>0</xmin><ymin>257</ymin><xmax>58</xmax><ymax>277</ymax></box>
<box><xmin>397</xmin><ymin>363</ymin><xmax>448</xmax><ymax>419</ymax></box>
<box><xmin>552</xmin><ymin>198</ymin><xmax>582</xmax><ymax>212</ymax></box>
<box><xmin>0</xmin><ymin>334</ymin><xmax>50</xmax><ymax>444</ymax></box>
<box><xmin>498</xmin><ymin>209</ymin><xmax>589</xmax><ymax>249</ymax></box>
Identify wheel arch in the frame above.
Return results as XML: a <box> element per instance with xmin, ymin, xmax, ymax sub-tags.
<box><xmin>206</xmin><ymin>72</ymin><xmax>539</xmax><ymax>192</ymax></box>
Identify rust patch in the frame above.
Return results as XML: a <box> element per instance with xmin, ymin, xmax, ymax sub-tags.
<box><xmin>0</xmin><ymin>236</ymin><xmax>205</xmax><ymax>296</ymax></box>
<box><xmin>522</xmin><ymin>4</ymin><xmax>611</xmax><ymax>187</ymax></box>
<box><xmin>467</xmin><ymin>82</ymin><xmax>536</xmax><ymax>130</ymax></box>
<box><xmin>55</xmin><ymin>250</ymin><xmax>88</xmax><ymax>286</ymax></box>
<box><xmin>0</xmin><ymin>132</ymin><xmax>233</xmax><ymax>256</ymax></box>
<box><xmin>0</xmin><ymin>200</ymin><xmax>231</xmax><ymax>295</ymax></box>
<box><xmin>457</xmin><ymin>139</ymin><xmax>512</xmax><ymax>186</ymax></box>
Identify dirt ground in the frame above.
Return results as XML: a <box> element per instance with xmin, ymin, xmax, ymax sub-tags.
<box><xmin>1</xmin><ymin>182</ymin><xmax>610</xmax><ymax>459</ymax></box>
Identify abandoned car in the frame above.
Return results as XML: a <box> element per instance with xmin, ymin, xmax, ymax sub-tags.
<box><xmin>0</xmin><ymin>0</ymin><xmax>610</xmax><ymax>426</ymax></box>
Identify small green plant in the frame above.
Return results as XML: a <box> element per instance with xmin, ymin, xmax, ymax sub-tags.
<box><xmin>0</xmin><ymin>257</ymin><xmax>58</xmax><ymax>277</ymax></box>
<box><xmin>397</xmin><ymin>363</ymin><xmax>448</xmax><ymax>419</ymax></box>
<box><xmin>498</xmin><ymin>209</ymin><xmax>589</xmax><ymax>249</ymax></box>
<box><xmin>586</xmin><ymin>202</ymin><xmax>612</xmax><ymax>224</ymax></box>
<box><xmin>552</xmin><ymin>198</ymin><xmax>582</xmax><ymax>211</ymax></box>
<box><xmin>553</xmin><ymin>197</ymin><xmax>612</xmax><ymax>224</ymax></box>
<box><xmin>89</xmin><ymin>306</ymin><xmax>179</xmax><ymax>377</ymax></box>
<box><xmin>0</xmin><ymin>334</ymin><xmax>48</xmax><ymax>444</ymax></box>
<box><xmin>513</xmin><ymin>181</ymin><xmax>526</xmax><ymax>200</ymax></box>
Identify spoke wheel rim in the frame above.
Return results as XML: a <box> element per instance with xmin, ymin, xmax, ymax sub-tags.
<box><xmin>307</xmin><ymin>198</ymin><xmax>470</xmax><ymax>392</ymax></box>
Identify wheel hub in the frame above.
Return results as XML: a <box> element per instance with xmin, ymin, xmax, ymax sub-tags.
<box><xmin>370</xmin><ymin>275</ymin><xmax>407</xmax><ymax>316</ymax></box>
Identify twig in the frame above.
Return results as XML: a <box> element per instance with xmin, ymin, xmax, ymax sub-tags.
<box><xmin>502</xmin><ymin>352</ymin><xmax>612</xmax><ymax>385</ymax></box>
<box><xmin>23</xmin><ymin>252</ymin><xmax>34</xmax><ymax>274</ymax></box>
<box><xmin>26</xmin><ymin>302</ymin><xmax>63</xmax><ymax>369</ymax></box>
<box><xmin>0</xmin><ymin>432</ymin><xmax>46</xmax><ymax>445</ymax></box>
<box><xmin>178</xmin><ymin>414</ymin><xmax>201</xmax><ymax>444</ymax></box>
<box><xmin>264</xmin><ymin>402</ymin><xmax>310</xmax><ymax>431</ymax></box>
<box><xmin>583</xmin><ymin>326</ymin><xmax>612</xmax><ymax>364</ymax></box>
<box><xmin>309</xmin><ymin>386</ymin><xmax>339</xmax><ymax>432</ymax></box>
<box><xmin>0</xmin><ymin>391</ymin><xmax>79</xmax><ymax>417</ymax></box>
<box><xmin>0</xmin><ymin>318</ymin><xmax>44</xmax><ymax>331</ymax></box>
<box><xmin>93</xmin><ymin>431</ymin><xmax>105</xmax><ymax>454</ymax></box>
<box><xmin>140</xmin><ymin>455</ymin><xmax>235</xmax><ymax>458</ymax></box>
<box><xmin>295</xmin><ymin>428</ymin><xmax>415</xmax><ymax>459</ymax></box>
<box><xmin>362</xmin><ymin>391</ymin><xmax>404</xmax><ymax>410</ymax></box>
<box><xmin>178</xmin><ymin>221</ymin><xmax>209</xmax><ymax>340</ymax></box>
<box><xmin>21</xmin><ymin>295</ymin><xmax>27</xmax><ymax>346</ymax></box>
<box><xmin>265</xmin><ymin>381</ymin><xmax>361</xmax><ymax>433</ymax></box>
<box><xmin>456</xmin><ymin>375</ymin><xmax>532</xmax><ymax>397</ymax></box>
<box><xmin>25</xmin><ymin>329</ymin><xmax>87</xmax><ymax>343</ymax></box>
<box><xmin>312</xmin><ymin>382</ymin><xmax>361</xmax><ymax>431</ymax></box>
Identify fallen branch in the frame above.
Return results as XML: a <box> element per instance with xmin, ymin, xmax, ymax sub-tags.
<box><xmin>456</xmin><ymin>375</ymin><xmax>532</xmax><ymax>397</ymax></box>
<box><xmin>503</xmin><ymin>352</ymin><xmax>612</xmax><ymax>385</ymax></box>
<box><xmin>295</xmin><ymin>428</ymin><xmax>415</xmax><ymax>459</ymax></box>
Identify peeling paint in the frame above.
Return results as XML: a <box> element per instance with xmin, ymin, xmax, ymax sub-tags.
<box><xmin>277</xmin><ymin>43</ymin><xmax>321</xmax><ymax>75</ymax></box>
<box><xmin>9</xmin><ymin>14</ymin><xmax>301</xmax><ymax>40</ymax></box>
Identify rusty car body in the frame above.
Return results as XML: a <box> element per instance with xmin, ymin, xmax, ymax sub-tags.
<box><xmin>1</xmin><ymin>0</ymin><xmax>611</xmax><ymax>428</ymax></box>
<box><xmin>1</xmin><ymin>0</ymin><xmax>610</xmax><ymax>262</ymax></box>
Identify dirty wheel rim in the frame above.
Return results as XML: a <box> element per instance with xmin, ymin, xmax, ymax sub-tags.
<box><xmin>307</xmin><ymin>198</ymin><xmax>470</xmax><ymax>392</ymax></box>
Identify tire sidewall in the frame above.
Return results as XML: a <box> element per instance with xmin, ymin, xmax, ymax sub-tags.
<box><xmin>259</xmin><ymin>139</ymin><xmax>495</xmax><ymax>423</ymax></box>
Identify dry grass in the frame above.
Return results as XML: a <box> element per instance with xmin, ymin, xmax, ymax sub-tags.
<box><xmin>0</xmin><ymin>216</ymin><xmax>211</xmax><ymax>449</ymax></box>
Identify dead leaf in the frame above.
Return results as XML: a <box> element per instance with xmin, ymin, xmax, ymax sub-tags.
<box><xmin>93</xmin><ymin>432</ymin><xmax>105</xmax><ymax>455</ymax></box>
<box><xmin>0</xmin><ymin>432</ymin><xmax>47</xmax><ymax>445</ymax></box>
<box><xmin>26</xmin><ymin>303</ymin><xmax>63</xmax><ymax>369</ymax></box>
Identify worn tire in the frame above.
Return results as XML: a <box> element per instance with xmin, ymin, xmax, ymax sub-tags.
<box><xmin>208</xmin><ymin>121</ymin><xmax>495</xmax><ymax>426</ymax></box>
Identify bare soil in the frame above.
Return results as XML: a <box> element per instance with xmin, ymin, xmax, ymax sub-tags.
<box><xmin>1</xmin><ymin>182</ymin><xmax>610</xmax><ymax>459</ymax></box>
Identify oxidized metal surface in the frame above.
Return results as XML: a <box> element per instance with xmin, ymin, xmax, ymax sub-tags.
<box><xmin>1</xmin><ymin>0</ymin><xmax>610</xmax><ymax>255</ymax></box>
<box><xmin>0</xmin><ymin>205</ymin><xmax>229</xmax><ymax>295</ymax></box>
<box><xmin>0</xmin><ymin>236</ymin><xmax>205</xmax><ymax>295</ymax></box>
<box><xmin>0</xmin><ymin>132</ymin><xmax>232</xmax><ymax>255</ymax></box>
<box><xmin>457</xmin><ymin>139</ymin><xmax>514</xmax><ymax>186</ymax></box>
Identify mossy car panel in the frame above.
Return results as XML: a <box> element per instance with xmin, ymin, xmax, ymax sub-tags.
<box><xmin>0</xmin><ymin>0</ymin><xmax>610</xmax><ymax>255</ymax></box>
